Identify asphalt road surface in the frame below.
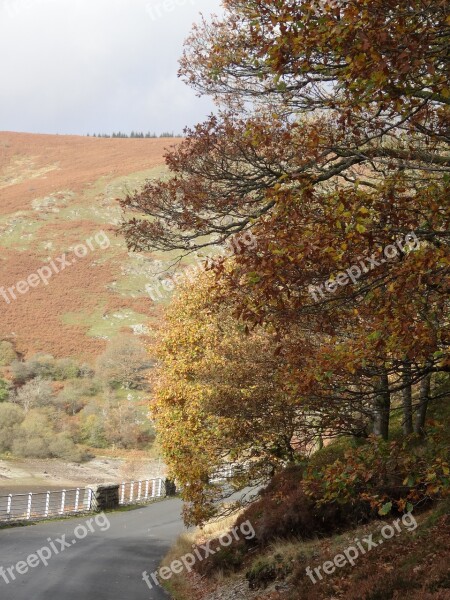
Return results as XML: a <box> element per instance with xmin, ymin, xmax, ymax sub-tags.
<box><xmin>0</xmin><ymin>499</ymin><xmax>184</xmax><ymax>600</ymax></box>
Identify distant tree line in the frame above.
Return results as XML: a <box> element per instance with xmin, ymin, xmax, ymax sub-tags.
<box><xmin>87</xmin><ymin>131</ymin><xmax>179</xmax><ymax>139</ymax></box>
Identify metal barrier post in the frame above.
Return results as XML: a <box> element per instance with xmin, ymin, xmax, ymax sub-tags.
<box><xmin>129</xmin><ymin>481</ymin><xmax>134</xmax><ymax>503</ymax></box>
<box><xmin>60</xmin><ymin>490</ymin><xmax>66</xmax><ymax>515</ymax></box>
<box><xmin>45</xmin><ymin>491</ymin><xmax>50</xmax><ymax>517</ymax></box>
<box><xmin>26</xmin><ymin>493</ymin><xmax>33</xmax><ymax>520</ymax></box>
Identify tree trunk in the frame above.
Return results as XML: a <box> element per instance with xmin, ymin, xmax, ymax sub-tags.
<box><xmin>402</xmin><ymin>361</ymin><xmax>413</xmax><ymax>435</ymax></box>
<box><xmin>373</xmin><ymin>369</ymin><xmax>391</xmax><ymax>440</ymax></box>
<box><xmin>414</xmin><ymin>373</ymin><xmax>432</xmax><ymax>436</ymax></box>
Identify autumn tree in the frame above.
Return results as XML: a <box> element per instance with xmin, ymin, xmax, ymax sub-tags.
<box><xmin>151</xmin><ymin>270</ymin><xmax>321</xmax><ymax>524</ymax></box>
<box><xmin>121</xmin><ymin>0</ymin><xmax>448</xmax><ymax>441</ymax></box>
<box><xmin>97</xmin><ymin>336</ymin><xmax>151</xmax><ymax>390</ymax></box>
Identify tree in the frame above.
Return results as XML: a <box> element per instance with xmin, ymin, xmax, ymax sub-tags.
<box><xmin>115</xmin><ymin>1</ymin><xmax>449</xmax><ymax>526</ymax></box>
<box><xmin>152</xmin><ymin>271</ymin><xmax>308</xmax><ymax>524</ymax></box>
<box><xmin>12</xmin><ymin>377</ymin><xmax>53</xmax><ymax>413</ymax></box>
<box><xmin>96</xmin><ymin>336</ymin><xmax>151</xmax><ymax>389</ymax></box>
<box><xmin>120</xmin><ymin>0</ymin><xmax>448</xmax><ymax>446</ymax></box>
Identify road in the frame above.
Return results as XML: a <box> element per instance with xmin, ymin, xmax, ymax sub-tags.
<box><xmin>0</xmin><ymin>499</ymin><xmax>185</xmax><ymax>600</ymax></box>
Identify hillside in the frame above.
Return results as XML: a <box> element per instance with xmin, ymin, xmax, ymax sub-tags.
<box><xmin>0</xmin><ymin>132</ymin><xmax>180</xmax><ymax>360</ymax></box>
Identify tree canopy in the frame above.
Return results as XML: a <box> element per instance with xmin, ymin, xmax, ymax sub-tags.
<box><xmin>120</xmin><ymin>0</ymin><xmax>449</xmax><ymax>524</ymax></box>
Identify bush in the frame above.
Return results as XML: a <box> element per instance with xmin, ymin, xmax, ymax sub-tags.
<box><xmin>96</xmin><ymin>336</ymin><xmax>150</xmax><ymax>390</ymax></box>
<box><xmin>0</xmin><ymin>403</ymin><xmax>25</xmax><ymax>452</ymax></box>
<box><xmin>11</xmin><ymin>409</ymin><xmax>82</xmax><ymax>460</ymax></box>
<box><xmin>194</xmin><ymin>465</ymin><xmax>371</xmax><ymax>578</ymax></box>
<box><xmin>246</xmin><ymin>555</ymin><xmax>293</xmax><ymax>590</ymax></box>
<box><xmin>12</xmin><ymin>435</ymin><xmax>50</xmax><ymax>458</ymax></box>
<box><xmin>12</xmin><ymin>409</ymin><xmax>55</xmax><ymax>457</ymax></box>
<box><xmin>79</xmin><ymin>363</ymin><xmax>95</xmax><ymax>379</ymax></box>
<box><xmin>0</xmin><ymin>378</ymin><xmax>10</xmax><ymax>402</ymax></box>
<box><xmin>304</xmin><ymin>428</ymin><xmax>450</xmax><ymax>516</ymax></box>
<box><xmin>0</xmin><ymin>341</ymin><xmax>17</xmax><ymax>366</ymax></box>
<box><xmin>79</xmin><ymin>411</ymin><xmax>108</xmax><ymax>448</ymax></box>
<box><xmin>48</xmin><ymin>433</ymin><xmax>83</xmax><ymax>461</ymax></box>
<box><xmin>237</xmin><ymin>466</ymin><xmax>370</xmax><ymax>547</ymax></box>
<box><xmin>51</xmin><ymin>358</ymin><xmax>81</xmax><ymax>380</ymax></box>
<box><xmin>79</xmin><ymin>378</ymin><xmax>102</xmax><ymax>396</ymax></box>
<box><xmin>12</xmin><ymin>377</ymin><xmax>54</xmax><ymax>412</ymax></box>
<box><xmin>29</xmin><ymin>355</ymin><xmax>81</xmax><ymax>380</ymax></box>
<box><xmin>11</xmin><ymin>360</ymin><xmax>36</xmax><ymax>384</ymax></box>
<box><xmin>54</xmin><ymin>385</ymin><xmax>86</xmax><ymax>415</ymax></box>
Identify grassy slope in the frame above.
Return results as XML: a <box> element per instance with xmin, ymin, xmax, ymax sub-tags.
<box><xmin>161</xmin><ymin>392</ymin><xmax>450</xmax><ymax>600</ymax></box>
<box><xmin>164</xmin><ymin>499</ymin><xmax>449</xmax><ymax>600</ymax></box>
<box><xmin>0</xmin><ymin>132</ymin><xmax>181</xmax><ymax>360</ymax></box>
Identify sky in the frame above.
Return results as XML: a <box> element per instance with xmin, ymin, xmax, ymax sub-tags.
<box><xmin>0</xmin><ymin>0</ymin><xmax>223</xmax><ymax>135</ymax></box>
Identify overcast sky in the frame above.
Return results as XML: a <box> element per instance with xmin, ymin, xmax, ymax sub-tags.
<box><xmin>0</xmin><ymin>0</ymin><xmax>223</xmax><ymax>135</ymax></box>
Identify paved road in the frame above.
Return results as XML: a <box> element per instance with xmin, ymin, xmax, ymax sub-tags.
<box><xmin>0</xmin><ymin>499</ymin><xmax>184</xmax><ymax>600</ymax></box>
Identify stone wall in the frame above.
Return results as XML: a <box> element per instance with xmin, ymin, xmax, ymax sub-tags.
<box><xmin>88</xmin><ymin>484</ymin><xmax>120</xmax><ymax>511</ymax></box>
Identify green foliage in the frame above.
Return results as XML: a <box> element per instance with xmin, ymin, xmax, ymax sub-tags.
<box><xmin>11</xmin><ymin>409</ymin><xmax>83</xmax><ymax>461</ymax></box>
<box><xmin>304</xmin><ymin>428</ymin><xmax>450</xmax><ymax>514</ymax></box>
<box><xmin>10</xmin><ymin>360</ymin><xmax>34</xmax><ymax>384</ymax></box>
<box><xmin>0</xmin><ymin>403</ymin><xmax>25</xmax><ymax>452</ymax></box>
<box><xmin>10</xmin><ymin>355</ymin><xmax>82</xmax><ymax>383</ymax></box>
<box><xmin>0</xmin><ymin>378</ymin><xmax>10</xmax><ymax>402</ymax></box>
<box><xmin>246</xmin><ymin>555</ymin><xmax>293</xmax><ymax>590</ymax></box>
<box><xmin>0</xmin><ymin>341</ymin><xmax>17</xmax><ymax>366</ymax></box>
<box><xmin>3</xmin><ymin>349</ymin><xmax>154</xmax><ymax>457</ymax></box>
<box><xmin>96</xmin><ymin>336</ymin><xmax>150</xmax><ymax>390</ymax></box>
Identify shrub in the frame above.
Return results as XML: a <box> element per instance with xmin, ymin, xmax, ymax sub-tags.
<box><xmin>194</xmin><ymin>465</ymin><xmax>371</xmax><ymax>577</ymax></box>
<box><xmin>11</xmin><ymin>360</ymin><xmax>35</xmax><ymax>384</ymax></box>
<box><xmin>27</xmin><ymin>355</ymin><xmax>81</xmax><ymax>380</ymax></box>
<box><xmin>52</xmin><ymin>358</ymin><xmax>81</xmax><ymax>380</ymax></box>
<box><xmin>79</xmin><ymin>412</ymin><xmax>108</xmax><ymax>448</ymax></box>
<box><xmin>237</xmin><ymin>466</ymin><xmax>370</xmax><ymax>547</ymax></box>
<box><xmin>0</xmin><ymin>378</ymin><xmax>10</xmax><ymax>402</ymax></box>
<box><xmin>12</xmin><ymin>377</ymin><xmax>54</xmax><ymax>412</ymax></box>
<box><xmin>0</xmin><ymin>341</ymin><xmax>17</xmax><ymax>366</ymax></box>
<box><xmin>304</xmin><ymin>428</ymin><xmax>450</xmax><ymax>516</ymax></box>
<box><xmin>12</xmin><ymin>436</ymin><xmax>50</xmax><ymax>458</ymax></box>
<box><xmin>54</xmin><ymin>385</ymin><xmax>86</xmax><ymax>415</ymax></box>
<box><xmin>12</xmin><ymin>409</ymin><xmax>55</xmax><ymax>458</ymax></box>
<box><xmin>48</xmin><ymin>433</ymin><xmax>83</xmax><ymax>461</ymax></box>
<box><xmin>0</xmin><ymin>403</ymin><xmax>25</xmax><ymax>452</ymax></box>
<box><xmin>246</xmin><ymin>555</ymin><xmax>293</xmax><ymax>590</ymax></box>
<box><xmin>96</xmin><ymin>336</ymin><xmax>150</xmax><ymax>390</ymax></box>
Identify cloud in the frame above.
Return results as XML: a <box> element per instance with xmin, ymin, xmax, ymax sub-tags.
<box><xmin>0</xmin><ymin>0</ymin><xmax>222</xmax><ymax>134</ymax></box>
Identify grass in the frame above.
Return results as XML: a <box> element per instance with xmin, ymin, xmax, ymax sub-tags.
<box><xmin>160</xmin><ymin>512</ymin><xmax>248</xmax><ymax>599</ymax></box>
<box><xmin>61</xmin><ymin>306</ymin><xmax>151</xmax><ymax>340</ymax></box>
<box><xmin>162</xmin><ymin>498</ymin><xmax>449</xmax><ymax>600</ymax></box>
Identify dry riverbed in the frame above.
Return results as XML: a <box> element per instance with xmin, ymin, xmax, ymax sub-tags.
<box><xmin>0</xmin><ymin>456</ymin><xmax>164</xmax><ymax>495</ymax></box>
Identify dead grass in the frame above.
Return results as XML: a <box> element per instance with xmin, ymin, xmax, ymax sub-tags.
<box><xmin>160</xmin><ymin>500</ymin><xmax>450</xmax><ymax>600</ymax></box>
<box><xmin>0</xmin><ymin>132</ymin><xmax>178</xmax><ymax>359</ymax></box>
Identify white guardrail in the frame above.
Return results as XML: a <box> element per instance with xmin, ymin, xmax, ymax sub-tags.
<box><xmin>0</xmin><ymin>478</ymin><xmax>166</xmax><ymax>522</ymax></box>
